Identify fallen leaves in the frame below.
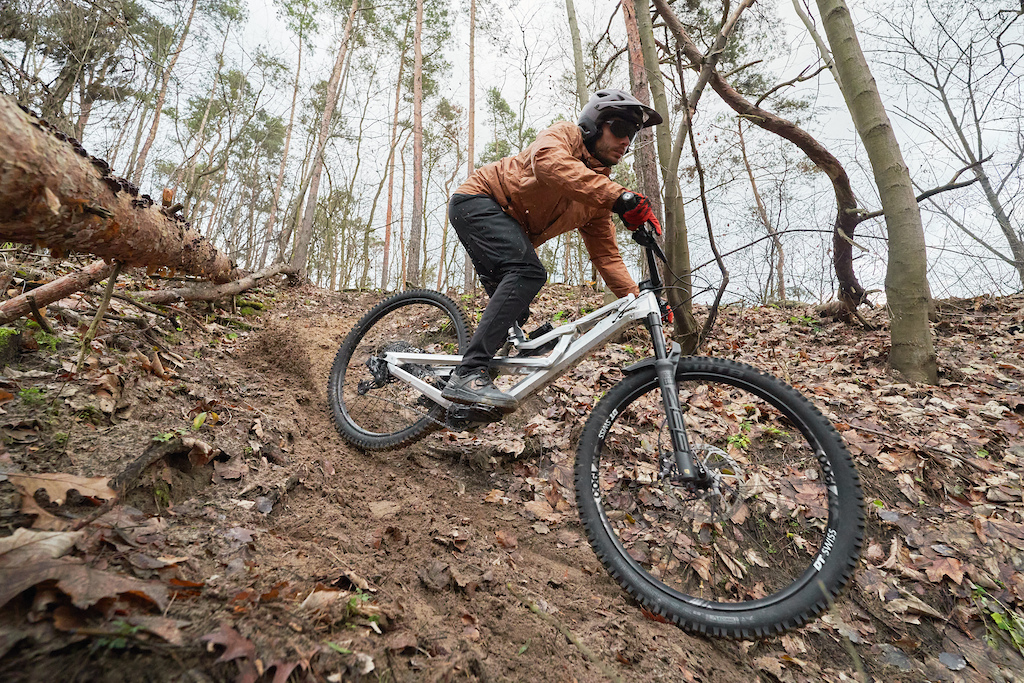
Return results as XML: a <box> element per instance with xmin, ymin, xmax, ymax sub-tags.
<box><xmin>201</xmin><ymin>622</ymin><xmax>256</xmax><ymax>663</ymax></box>
<box><xmin>7</xmin><ymin>472</ymin><xmax>116</xmax><ymax>504</ymax></box>
<box><xmin>0</xmin><ymin>528</ymin><xmax>82</xmax><ymax>566</ymax></box>
<box><xmin>0</xmin><ymin>559</ymin><xmax>168</xmax><ymax>611</ymax></box>
<box><xmin>924</xmin><ymin>557</ymin><xmax>965</xmax><ymax>585</ymax></box>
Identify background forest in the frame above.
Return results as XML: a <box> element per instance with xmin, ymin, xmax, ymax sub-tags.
<box><xmin>3</xmin><ymin>0</ymin><xmax>1021</xmax><ymax>312</ymax></box>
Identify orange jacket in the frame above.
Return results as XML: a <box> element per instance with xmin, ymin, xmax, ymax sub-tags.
<box><xmin>456</xmin><ymin>121</ymin><xmax>639</xmax><ymax>297</ymax></box>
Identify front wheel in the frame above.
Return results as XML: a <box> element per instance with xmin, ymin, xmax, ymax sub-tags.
<box><xmin>328</xmin><ymin>290</ymin><xmax>470</xmax><ymax>451</ymax></box>
<box><xmin>575</xmin><ymin>357</ymin><xmax>863</xmax><ymax>638</ymax></box>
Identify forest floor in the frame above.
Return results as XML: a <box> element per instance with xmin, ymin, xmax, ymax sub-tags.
<box><xmin>0</xmin><ymin>266</ymin><xmax>1023</xmax><ymax>683</ymax></box>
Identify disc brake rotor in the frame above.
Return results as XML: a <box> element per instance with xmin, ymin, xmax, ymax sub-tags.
<box><xmin>663</xmin><ymin>444</ymin><xmax>747</xmax><ymax>525</ymax></box>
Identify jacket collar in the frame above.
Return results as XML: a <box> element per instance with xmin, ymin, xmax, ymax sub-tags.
<box><xmin>580</xmin><ymin>144</ymin><xmax>611</xmax><ymax>175</ymax></box>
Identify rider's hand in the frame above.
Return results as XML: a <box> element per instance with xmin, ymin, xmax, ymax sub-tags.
<box><xmin>614</xmin><ymin>191</ymin><xmax>662</xmax><ymax>236</ymax></box>
<box><xmin>659</xmin><ymin>298</ymin><xmax>674</xmax><ymax>325</ymax></box>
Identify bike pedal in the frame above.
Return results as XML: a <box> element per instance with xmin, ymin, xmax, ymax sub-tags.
<box><xmin>446</xmin><ymin>403</ymin><xmax>506</xmax><ymax>429</ymax></box>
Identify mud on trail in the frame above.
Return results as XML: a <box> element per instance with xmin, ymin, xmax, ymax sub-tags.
<box><xmin>1</xmin><ymin>282</ymin><xmax>1023</xmax><ymax>682</ymax></box>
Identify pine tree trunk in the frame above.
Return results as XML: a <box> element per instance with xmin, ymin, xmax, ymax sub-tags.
<box><xmin>131</xmin><ymin>0</ymin><xmax>199</xmax><ymax>187</ymax></box>
<box><xmin>407</xmin><ymin>0</ymin><xmax>425</xmax><ymax>288</ymax></box>
<box><xmin>464</xmin><ymin>0</ymin><xmax>477</xmax><ymax>294</ymax></box>
<box><xmin>382</xmin><ymin>19</ymin><xmax>412</xmax><ymax>291</ymax></box>
<box><xmin>399</xmin><ymin>145</ymin><xmax>408</xmax><ymax>288</ymax></box>
<box><xmin>290</xmin><ymin>0</ymin><xmax>359</xmax><ymax>279</ymax></box>
<box><xmin>815</xmin><ymin>0</ymin><xmax>937</xmax><ymax>383</ymax></box>
<box><xmin>622</xmin><ymin>0</ymin><xmax>662</xmax><ymax>255</ymax></box>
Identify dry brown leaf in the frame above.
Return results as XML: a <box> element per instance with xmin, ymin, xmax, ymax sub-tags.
<box><xmin>0</xmin><ymin>559</ymin><xmax>168</xmax><ymax>610</ymax></box>
<box><xmin>884</xmin><ymin>593</ymin><xmax>944</xmax><ymax>620</ymax></box>
<box><xmin>7</xmin><ymin>472</ymin><xmax>116</xmax><ymax>505</ymax></box>
<box><xmin>213</xmin><ymin>455</ymin><xmax>247</xmax><ymax>481</ymax></box>
<box><xmin>495</xmin><ymin>530</ymin><xmax>518</xmax><ymax>549</ymax></box>
<box><xmin>523</xmin><ymin>499</ymin><xmax>561</xmax><ymax>523</ymax></box>
<box><xmin>0</xmin><ymin>529</ymin><xmax>82</xmax><ymax>567</ymax></box>
<box><xmin>200</xmin><ymin>623</ymin><xmax>256</xmax><ymax>663</ymax></box>
<box><xmin>483</xmin><ymin>489</ymin><xmax>510</xmax><ymax>505</ymax></box>
<box><xmin>689</xmin><ymin>556</ymin><xmax>712</xmax><ymax>582</ymax></box>
<box><xmin>300</xmin><ymin>589</ymin><xmax>345</xmax><ymax>612</ymax></box>
<box><xmin>127</xmin><ymin>615</ymin><xmax>188</xmax><ymax>646</ymax></box>
<box><xmin>19</xmin><ymin>495</ymin><xmax>70</xmax><ymax>530</ymax></box>
<box><xmin>924</xmin><ymin>557</ymin><xmax>964</xmax><ymax>585</ymax></box>
<box><xmin>714</xmin><ymin>544</ymin><xmax>745</xmax><ymax>579</ymax></box>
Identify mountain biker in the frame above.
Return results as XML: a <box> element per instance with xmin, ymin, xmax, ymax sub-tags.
<box><xmin>442</xmin><ymin>88</ymin><xmax>663</xmax><ymax>411</ymax></box>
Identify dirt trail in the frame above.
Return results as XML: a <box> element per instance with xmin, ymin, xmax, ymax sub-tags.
<box><xmin>3</xmin><ymin>284</ymin><xmax>1022</xmax><ymax>682</ymax></box>
<box><xmin>271</xmin><ymin>292</ymin><xmax>758</xmax><ymax>682</ymax></box>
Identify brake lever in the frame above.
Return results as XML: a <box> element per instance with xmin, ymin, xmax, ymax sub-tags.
<box><xmin>631</xmin><ymin>223</ymin><xmax>668</xmax><ymax>263</ymax></box>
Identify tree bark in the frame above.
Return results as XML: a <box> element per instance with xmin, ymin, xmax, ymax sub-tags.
<box><xmin>565</xmin><ymin>0</ymin><xmax>589</xmax><ymax>109</ymax></box>
<box><xmin>131</xmin><ymin>0</ymin><xmax>199</xmax><ymax>187</ymax></box>
<box><xmin>134</xmin><ymin>262</ymin><xmax>297</xmax><ymax>305</ymax></box>
<box><xmin>0</xmin><ymin>260</ymin><xmax>114</xmax><ymax>326</ymax></box>
<box><xmin>814</xmin><ymin>0</ymin><xmax>937</xmax><ymax>383</ymax></box>
<box><xmin>290</xmin><ymin>0</ymin><xmax>359</xmax><ymax>279</ymax></box>
<box><xmin>464</xmin><ymin>0</ymin><xmax>477</xmax><ymax>294</ymax></box>
<box><xmin>408</xmin><ymin>0</ymin><xmax>425</xmax><ymax>287</ymax></box>
<box><xmin>622</xmin><ymin>0</ymin><xmax>663</xmax><ymax>237</ymax></box>
<box><xmin>0</xmin><ymin>98</ymin><xmax>233</xmax><ymax>282</ymax></box>
<box><xmin>636</xmin><ymin>0</ymin><xmax>699</xmax><ymax>352</ymax></box>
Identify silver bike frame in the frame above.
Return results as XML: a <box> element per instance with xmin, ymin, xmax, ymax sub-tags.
<box><xmin>382</xmin><ymin>290</ymin><xmax>662</xmax><ymax>409</ymax></box>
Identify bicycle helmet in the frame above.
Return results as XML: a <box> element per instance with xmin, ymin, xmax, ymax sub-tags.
<box><xmin>577</xmin><ymin>88</ymin><xmax>662</xmax><ymax>149</ymax></box>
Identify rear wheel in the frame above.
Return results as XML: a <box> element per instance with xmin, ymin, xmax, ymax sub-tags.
<box><xmin>575</xmin><ymin>357</ymin><xmax>863</xmax><ymax>637</ymax></box>
<box><xmin>328</xmin><ymin>290</ymin><xmax>470</xmax><ymax>450</ymax></box>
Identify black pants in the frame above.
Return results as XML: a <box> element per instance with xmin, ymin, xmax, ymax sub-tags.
<box><xmin>449</xmin><ymin>194</ymin><xmax>547</xmax><ymax>371</ymax></box>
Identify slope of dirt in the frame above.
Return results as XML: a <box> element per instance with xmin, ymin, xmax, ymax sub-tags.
<box><xmin>1</xmin><ymin>278</ymin><xmax>1022</xmax><ymax>682</ymax></box>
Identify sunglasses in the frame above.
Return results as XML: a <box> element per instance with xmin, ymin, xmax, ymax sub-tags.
<box><xmin>606</xmin><ymin>118</ymin><xmax>642</xmax><ymax>140</ymax></box>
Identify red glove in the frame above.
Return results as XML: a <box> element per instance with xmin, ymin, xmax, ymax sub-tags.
<box><xmin>614</xmin><ymin>191</ymin><xmax>662</xmax><ymax>236</ymax></box>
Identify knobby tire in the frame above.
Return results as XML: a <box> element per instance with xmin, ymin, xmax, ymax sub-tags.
<box><xmin>574</xmin><ymin>356</ymin><xmax>864</xmax><ymax>638</ymax></box>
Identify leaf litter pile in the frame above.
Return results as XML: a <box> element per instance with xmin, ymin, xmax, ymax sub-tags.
<box><xmin>0</xmin><ymin>263</ymin><xmax>1022</xmax><ymax>682</ymax></box>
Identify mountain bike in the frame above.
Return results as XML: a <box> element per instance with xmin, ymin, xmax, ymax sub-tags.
<box><xmin>327</xmin><ymin>225</ymin><xmax>864</xmax><ymax>638</ymax></box>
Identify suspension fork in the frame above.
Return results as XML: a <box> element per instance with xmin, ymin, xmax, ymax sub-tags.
<box><xmin>646</xmin><ymin>313</ymin><xmax>709</xmax><ymax>485</ymax></box>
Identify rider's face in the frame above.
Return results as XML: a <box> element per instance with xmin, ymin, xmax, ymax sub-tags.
<box><xmin>592</xmin><ymin>118</ymin><xmax>639</xmax><ymax>167</ymax></box>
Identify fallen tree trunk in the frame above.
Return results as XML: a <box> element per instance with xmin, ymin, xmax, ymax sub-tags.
<box><xmin>0</xmin><ymin>96</ymin><xmax>234</xmax><ymax>283</ymax></box>
<box><xmin>133</xmin><ymin>262</ymin><xmax>297</xmax><ymax>305</ymax></box>
<box><xmin>0</xmin><ymin>259</ymin><xmax>114</xmax><ymax>326</ymax></box>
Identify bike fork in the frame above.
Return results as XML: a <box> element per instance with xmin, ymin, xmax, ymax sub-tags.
<box><xmin>647</xmin><ymin>313</ymin><xmax>708</xmax><ymax>485</ymax></box>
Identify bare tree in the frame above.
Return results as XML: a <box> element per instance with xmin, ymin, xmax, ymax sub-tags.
<box><xmin>815</xmin><ymin>0</ymin><xmax>938</xmax><ymax>383</ymax></box>
<box><xmin>290</xmin><ymin>0</ymin><xmax>359</xmax><ymax>279</ymax></box>
<box><xmin>132</xmin><ymin>0</ymin><xmax>200</xmax><ymax>187</ymax></box>
<box><xmin>869</xmin><ymin>0</ymin><xmax>1024</xmax><ymax>290</ymax></box>
<box><xmin>408</xmin><ymin>0</ymin><xmax>425</xmax><ymax>287</ymax></box>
